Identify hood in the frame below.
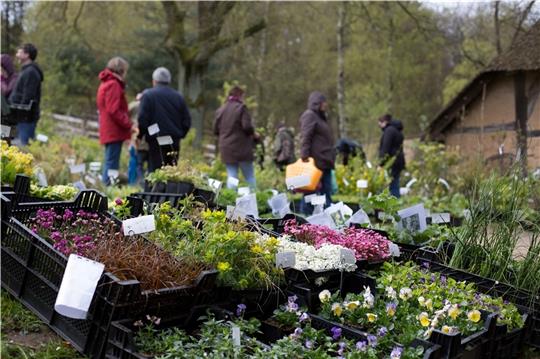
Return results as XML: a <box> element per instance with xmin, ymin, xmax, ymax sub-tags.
<box><xmin>307</xmin><ymin>91</ymin><xmax>326</xmax><ymax>112</ymax></box>
<box><xmin>390</xmin><ymin>119</ymin><xmax>403</xmax><ymax>131</ymax></box>
<box><xmin>99</xmin><ymin>68</ymin><xmax>124</xmax><ymax>86</ymax></box>
<box><xmin>22</xmin><ymin>62</ymin><xmax>44</xmax><ymax>82</ymax></box>
<box><xmin>1</xmin><ymin>54</ymin><xmax>15</xmax><ymax>76</ymax></box>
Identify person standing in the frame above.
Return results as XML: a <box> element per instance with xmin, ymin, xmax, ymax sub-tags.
<box><xmin>96</xmin><ymin>57</ymin><xmax>134</xmax><ymax>184</ymax></box>
<box><xmin>214</xmin><ymin>86</ymin><xmax>258</xmax><ymax>189</ymax></box>
<box><xmin>299</xmin><ymin>91</ymin><xmax>336</xmax><ymax>211</ymax></box>
<box><xmin>8</xmin><ymin>44</ymin><xmax>43</xmax><ymax>146</ymax></box>
<box><xmin>378</xmin><ymin>114</ymin><xmax>405</xmax><ymax>198</ymax></box>
<box><xmin>137</xmin><ymin>67</ymin><xmax>191</xmax><ymax>172</ymax></box>
<box><xmin>273</xmin><ymin>122</ymin><xmax>295</xmax><ymax>171</ymax></box>
<box><xmin>1</xmin><ymin>54</ymin><xmax>18</xmax><ymax>131</ymax></box>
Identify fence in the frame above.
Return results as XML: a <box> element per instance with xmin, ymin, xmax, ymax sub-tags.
<box><xmin>51</xmin><ymin>113</ymin><xmax>99</xmax><ymax>138</ymax></box>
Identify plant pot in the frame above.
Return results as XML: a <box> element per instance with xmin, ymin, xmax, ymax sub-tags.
<box><xmin>229</xmin><ymin>288</ymin><xmax>284</xmax><ymax>318</ymax></box>
<box><xmin>193</xmin><ymin>188</ymin><xmax>215</xmax><ymax>206</ymax></box>
<box><xmin>166</xmin><ymin>180</ymin><xmax>194</xmax><ymax>195</ymax></box>
<box><xmin>258</xmin><ymin>319</ymin><xmax>294</xmax><ymax>343</ymax></box>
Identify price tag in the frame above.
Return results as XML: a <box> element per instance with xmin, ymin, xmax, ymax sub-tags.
<box><xmin>70</xmin><ymin>163</ymin><xmax>86</xmax><ymax>174</ymax></box>
<box><xmin>107</xmin><ymin>169</ymin><xmax>119</xmax><ymax>179</ymax></box>
<box><xmin>89</xmin><ymin>162</ymin><xmax>101</xmax><ymax>172</ymax></box>
<box><xmin>36</xmin><ymin>133</ymin><xmax>48</xmax><ymax>143</ymax></box>
<box><xmin>122</xmin><ymin>215</ymin><xmax>156</xmax><ymax>236</ymax></box>
<box><xmin>340</xmin><ymin>248</ymin><xmax>356</xmax><ymax>265</ymax></box>
<box><xmin>37</xmin><ymin>170</ymin><xmax>48</xmax><ymax>187</ymax></box>
<box><xmin>227</xmin><ymin>176</ymin><xmax>239</xmax><ymax>188</ymax></box>
<box><xmin>311</xmin><ymin>195</ymin><xmax>326</xmax><ymax>206</ymax></box>
<box><xmin>276</xmin><ymin>252</ymin><xmax>295</xmax><ymax>268</ymax></box>
<box><xmin>1</xmin><ymin>125</ymin><xmax>11</xmax><ymax>137</ymax></box>
<box><xmin>304</xmin><ymin>194</ymin><xmax>317</xmax><ymax>203</ymax></box>
<box><xmin>285</xmin><ymin>175</ymin><xmax>310</xmax><ymax>189</ymax></box>
<box><xmin>156</xmin><ymin>135</ymin><xmax>173</xmax><ymax>146</ymax></box>
<box><xmin>356</xmin><ymin>179</ymin><xmax>368</xmax><ymax>189</ymax></box>
<box><xmin>431</xmin><ymin>213</ymin><xmax>451</xmax><ymax>224</ymax></box>
<box><xmin>238</xmin><ymin>187</ymin><xmax>250</xmax><ymax>196</ymax></box>
<box><xmin>73</xmin><ymin>181</ymin><xmax>86</xmax><ymax>191</ymax></box>
<box><xmin>232</xmin><ymin>325</ymin><xmax>241</xmax><ymax>347</ymax></box>
<box><xmin>148</xmin><ymin>123</ymin><xmax>160</xmax><ymax>136</ymax></box>
<box><xmin>208</xmin><ymin>178</ymin><xmax>222</xmax><ymax>191</ymax></box>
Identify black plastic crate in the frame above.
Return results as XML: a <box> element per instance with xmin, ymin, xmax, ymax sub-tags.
<box><xmin>310</xmin><ymin>314</ymin><xmax>442</xmax><ymax>359</ymax></box>
<box><xmin>1</xmin><ymin>195</ymin><xmax>219</xmax><ymax>359</ymax></box>
<box><xmin>254</xmin><ymin>213</ymin><xmax>308</xmax><ymax>234</ymax></box>
<box><xmin>487</xmin><ymin>313</ymin><xmax>531</xmax><ymax>359</ymax></box>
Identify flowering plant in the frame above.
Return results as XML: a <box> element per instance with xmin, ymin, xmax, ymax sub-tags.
<box><xmin>270</xmin><ymin>295</ymin><xmax>309</xmax><ymax>329</ymax></box>
<box><xmin>284</xmin><ymin>220</ymin><xmax>391</xmax><ymax>261</ymax></box>
<box><xmin>1</xmin><ymin>140</ymin><xmax>34</xmax><ymax>185</ymax></box>
<box><xmin>29</xmin><ymin>184</ymin><xmax>78</xmax><ymax>201</ymax></box>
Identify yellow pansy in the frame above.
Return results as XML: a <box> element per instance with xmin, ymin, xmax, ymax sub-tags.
<box><xmin>332</xmin><ymin>303</ymin><xmax>343</xmax><ymax>317</ymax></box>
<box><xmin>251</xmin><ymin>244</ymin><xmax>264</xmax><ymax>254</ymax></box>
<box><xmin>425</xmin><ymin>299</ymin><xmax>433</xmax><ymax>311</ymax></box>
<box><xmin>418</xmin><ymin>312</ymin><xmax>430</xmax><ymax>327</ymax></box>
<box><xmin>366</xmin><ymin>313</ymin><xmax>377</xmax><ymax>323</ymax></box>
<box><xmin>442</xmin><ymin>325</ymin><xmax>452</xmax><ymax>334</ymax></box>
<box><xmin>467</xmin><ymin>310</ymin><xmax>481</xmax><ymax>323</ymax></box>
<box><xmin>448</xmin><ymin>305</ymin><xmax>460</xmax><ymax>320</ymax></box>
<box><xmin>346</xmin><ymin>301</ymin><xmax>360</xmax><ymax>311</ymax></box>
<box><xmin>217</xmin><ymin>262</ymin><xmax>231</xmax><ymax>272</ymax></box>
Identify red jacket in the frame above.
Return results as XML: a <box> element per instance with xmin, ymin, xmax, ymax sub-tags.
<box><xmin>96</xmin><ymin>69</ymin><xmax>132</xmax><ymax>144</ymax></box>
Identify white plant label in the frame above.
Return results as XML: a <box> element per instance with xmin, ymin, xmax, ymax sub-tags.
<box><xmin>0</xmin><ymin>125</ymin><xmax>11</xmax><ymax>137</ymax></box>
<box><xmin>286</xmin><ymin>175</ymin><xmax>310</xmax><ymax>190</ymax></box>
<box><xmin>148</xmin><ymin>123</ymin><xmax>160</xmax><ymax>136</ymax></box>
<box><xmin>107</xmin><ymin>169</ymin><xmax>119</xmax><ymax>179</ymax></box>
<box><xmin>356</xmin><ymin>179</ymin><xmax>368</xmax><ymax>189</ymax></box>
<box><xmin>343</xmin><ymin>177</ymin><xmax>349</xmax><ymax>186</ymax></box>
<box><xmin>340</xmin><ymin>248</ymin><xmax>356</xmax><ymax>265</ymax></box>
<box><xmin>227</xmin><ymin>176</ymin><xmax>239</xmax><ymax>188</ymax></box>
<box><xmin>311</xmin><ymin>195</ymin><xmax>327</xmax><ymax>206</ymax></box>
<box><xmin>36</xmin><ymin>133</ymin><xmax>48</xmax><ymax>143</ymax></box>
<box><xmin>438</xmin><ymin>178</ymin><xmax>451</xmax><ymax>190</ymax></box>
<box><xmin>397</xmin><ymin>203</ymin><xmax>427</xmax><ymax>233</ymax></box>
<box><xmin>237</xmin><ymin>187</ymin><xmax>250</xmax><ymax>196</ymax></box>
<box><xmin>232</xmin><ymin>325</ymin><xmax>241</xmax><ymax>347</ymax></box>
<box><xmin>70</xmin><ymin>163</ymin><xmax>86</xmax><ymax>174</ymax></box>
<box><xmin>432</xmin><ymin>213</ymin><xmax>451</xmax><ymax>224</ymax></box>
<box><xmin>73</xmin><ymin>181</ymin><xmax>86</xmax><ymax>191</ymax></box>
<box><xmin>405</xmin><ymin>178</ymin><xmax>417</xmax><ymax>189</ymax></box>
<box><xmin>89</xmin><ymin>162</ymin><xmax>101</xmax><ymax>172</ymax></box>
<box><xmin>85</xmin><ymin>175</ymin><xmax>97</xmax><ymax>186</ymax></box>
<box><xmin>123</xmin><ymin>215</ymin><xmax>156</xmax><ymax>236</ymax></box>
<box><xmin>366</xmin><ymin>161</ymin><xmax>373</xmax><ymax>169</ymax></box>
<box><xmin>304</xmin><ymin>194</ymin><xmax>317</xmax><ymax>204</ymax></box>
<box><xmin>208</xmin><ymin>178</ymin><xmax>222</xmax><ymax>191</ymax></box>
<box><xmin>156</xmin><ymin>135</ymin><xmax>173</xmax><ymax>146</ymax></box>
<box><xmin>37</xmin><ymin>170</ymin><xmax>48</xmax><ymax>187</ymax></box>
<box><xmin>389</xmin><ymin>242</ymin><xmax>401</xmax><ymax>257</ymax></box>
<box><xmin>399</xmin><ymin>187</ymin><xmax>409</xmax><ymax>196</ymax></box>
<box><xmin>276</xmin><ymin>252</ymin><xmax>296</xmax><ymax>269</ymax></box>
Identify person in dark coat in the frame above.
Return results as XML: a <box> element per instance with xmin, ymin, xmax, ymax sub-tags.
<box><xmin>96</xmin><ymin>57</ymin><xmax>134</xmax><ymax>184</ymax></box>
<box><xmin>273</xmin><ymin>122</ymin><xmax>295</xmax><ymax>171</ymax></box>
<box><xmin>378</xmin><ymin>114</ymin><xmax>405</xmax><ymax>198</ymax></box>
<box><xmin>299</xmin><ymin>91</ymin><xmax>336</xmax><ymax>212</ymax></box>
<box><xmin>1</xmin><ymin>54</ymin><xmax>18</xmax><ymax>131</ymax></box>
<box><xmin>8</xmin><ymin>44</ymin><xmax>43</xmax><ymax>146</ymax></box>
<box><xmin>138</xmin><ymin>67</ymin><xmax>191</xmax><ymax>173</ymax></box>
<box><xmin>214</xmin><ymin>86</ymin><xmax>258</xmax><ymax>189</ymax></box>
<box><xmin>336</xmin><ymin>138</ymin><xmax>365</xmax><ymax>166</ymax></box>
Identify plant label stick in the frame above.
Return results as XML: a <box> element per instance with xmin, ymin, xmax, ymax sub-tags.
<box><xmin>156</xmin><ymin>135</ymin><xmax>173</xmax><ymax>146</ymax></box>
<box><xmin>85</xmin><ymin>175</ymin><xmax>97</xmax><ymax>186</ymax></box>
<box><xmin>73</xmin><ymin>181</ymin><xmax>86</xmax><ymax>191</ymax></box>
<box><xmin>123</xmin><ymin>215</ymin><xmax>156</xmax><ymax>236</ymax></box>
<box><xmin>304</xmin><ymin>193</ymin><xmax>317</xmax><ymax>203</ymax></box>
<box><xmin>107</xmin><ymin>169</ymin><xmax>119</xmax><ymax>179</ymax></box>
<box><xmin>276</xmin><ymin>252</ymin><xmax>296</xmax><ymax>269</ymax></box>
<box><xmin>431</xmin><ymin>213</ymin><xmax>451</xmax><ymax>224</ymax></box>
<box><xmin>343</xmin><ymin>177</ymin><xmax>349</xmax><ymax>186</ymax></box>
<box><xmin>36</xmin><ymin>169</ymin><xmax>48</xmax><ymax>187</ymax></box>
<box><xmin>311</xmin><ymin>195</ymin><xmax>326</xmax><ymax>206</ymax></box>
<box><xmin>227</xmin><ymin>176</ymin><xmax>239</xmax><ymax>188</ymax></box>
<box><xmin>366</xmin><ymin>161</ymin><xmax>373</xmax><ymax>169</ymax></box>
<box><xmin>148</xmin><ymin>123</ymin><xmax>160</xmax><ymax>136</ymax></box>
<box><xmin>208</xmin><ymin>178</ymin><xmax>222</xmax><ymax>191</ymax></box>
<box><xmin>36</xmin><ymin>133</ymin><xmax>48</xmax><ymax>143</ymax></box>
<box><xmin>238</xmin><ymin>187</ymin><xmax>250</xmax><ymax>196</ymax></box>
<box><xmin>0</xmin><ymin>125</ymin><xmax>11</xmax><ymax>137</ymax></box>
<box><xmin>285</xmin><ymin>175</ymin><xmax>310</xmax><ymax>190</ymax></box>
<box><xmin>356</xmin><ymin>179</ymin><xmax>368</xmax><ymax>189</ymax></box>
<box><xmin>340</xmin><ymin>248</ymin><xmax>356</xmax><ymax>265</ymax></box>
<box><xmin>70</xmin><ymin>163</ymin><xmax>86</xmax><ymax>174</ymax></box>
<box><xmin>232</xmin><ymin>325</ymin><xmax>241</xmax><ymax>347</ymax></box>
<box><xmin>89</xmin><ymin>162</ymin><xmax>101</xmax><ymax>172</ymax></box>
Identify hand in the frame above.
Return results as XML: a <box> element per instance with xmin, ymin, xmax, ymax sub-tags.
<box><xmin>131</xmin><ymin>126</ymin><xmax>139</xmax><ymax>135</ymax></box>
<box><xmin>136</xmin><ymin>93</ymin><xmax>143</xmax><ymax>101</ymax></box>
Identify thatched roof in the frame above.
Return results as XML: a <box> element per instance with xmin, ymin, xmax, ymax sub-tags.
<box><xmin>427</xmin><ymin>21</ymin><xmax>540</xmax><ymax>138</ymax></box>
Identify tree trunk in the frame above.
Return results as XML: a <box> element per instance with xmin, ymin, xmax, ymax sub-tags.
<box><xmin>337</xmin><ymin>2</ymin><xmax>347</xmax><ymax>138</ymax></box>
<box><xmin>494</xmin><ymin>1</ymin><xmax>502</xmax><ymax>55</ymax></box>
<box><xmin>514</xmin><ymin>71</ymin><xmax>528</xmax><ymax>177</ymax></box>
<box><xmin>385</xmin><ymin>3</ymin><xmax>395</xmax><ymax>113</ymax></box>
<box><xmin>178</xmin><ymin>60</ymin><xmax>207</xmax><ymax>146</ymax></box>
<box><xmin>253</xmin><ymin>2</ymin><xmax>271</xmax><ymax>127</ymax></box>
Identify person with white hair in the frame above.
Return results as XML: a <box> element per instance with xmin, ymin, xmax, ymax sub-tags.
<box><xmin>137</xmin><ymin>67</ymin><xmax>191</xmax><ymax>172</ymax></box>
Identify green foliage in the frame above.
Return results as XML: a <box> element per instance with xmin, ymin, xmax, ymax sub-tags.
<box><xmin>29</xmin><ymin>184</ymin><xmax>78</xmax><ymax>201</ymax></box>
<box><xmin>1</xmin><ymin>291</ymin><xmax>43</xmax><ymax>333</ymax></box>
<box><xmin>0</xmin><ymin>341</ymin><xmax>85</xmax><ymax>359</ymax></box>
<box><xmin>217</xmin><ymin>80</ymin><xmax>258</xmax><ymax>110</ymax></box>
<box><xmin>335</xmin><ymin>156</ymin><xmax>391</xmax><ymax>198</ymax></box>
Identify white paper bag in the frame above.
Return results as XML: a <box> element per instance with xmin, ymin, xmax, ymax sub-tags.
<box><xmin>307</xmin><ymin>212</ymin><xmax>336</xmax><ymax>229</ymax></box>
<box><xmin>55</xmin><ymin>254</ymin><xmax>105</xmax><ymax>319</ymax></box>
<box><xmin>235</xmin><ymin>193</ymin><xmax>258</xmax><ymax>218</ymax></box>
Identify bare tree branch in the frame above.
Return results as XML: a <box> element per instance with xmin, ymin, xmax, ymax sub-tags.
<box><xmin>510</xmin><ymin>1</ymin><xmax>535</xmax><ymax>47</ymax></box>
<box><xmin>206</xmin><ymin>18</ymin><xmax>266</xmax><ymax>60</ymax></box>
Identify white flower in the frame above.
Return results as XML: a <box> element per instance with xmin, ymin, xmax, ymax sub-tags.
<box><xmin>385</xmin><ymin>286</ymin><xmax>397</xmax><ymax>299</ymax></box>
<box><xmin>399</xmin><ymin>287</ymin><xmax>412</xmax><ymax>300</ymax></box>
<box><xmin>363</xmin><ymin>286</ymin><xmax>374</xmax><ymax>308</ymax></box>
<box><xmin>319</xmin><ymin>290</ymin><xmax>331</xmax><ymax>303</ymax></box>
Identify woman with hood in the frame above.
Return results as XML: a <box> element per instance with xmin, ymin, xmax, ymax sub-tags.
<box><xmin>299</xmin><ymin>91</ymin><xmax>336</xmax><ymax>212</ymax></box>
<box><xmin>96</xmin><ymin>57</ymin><xmax>135</xmax><ymax>185</ymax></box>
<box><xmin>1</xmin><ymin>54</ymin><xmax>18</xmax><ymax>98</ymax></box>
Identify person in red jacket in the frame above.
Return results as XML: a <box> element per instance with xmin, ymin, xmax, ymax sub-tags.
<box><xmin>96</xmin><ymin>57</ymin><xmax>135</xmax><ymax>184</ymax></box>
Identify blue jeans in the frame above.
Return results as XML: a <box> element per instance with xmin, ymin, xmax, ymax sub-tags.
<box><xmin>102</xmin><ymin>141</ymin><xmax>123</xmax><ymax>185</ymax></box>
<box><xmin>16</xmin><ymin>121</ymin><xmax>37</xmax><ymax>146</ymax></box>
<box><xmin>299</xmin><ymin>169</ymin><xmax>333</xmax><ymax>215</ymax></box>
<box><xmin>225</xmin><ymin>161</ymin><xmax>256</xmax><ymax>189</ymax></box>
<box><xmin>389</xmin><ymin>173</ymin><xmax>401</xmax><ymax>198</ymax></box>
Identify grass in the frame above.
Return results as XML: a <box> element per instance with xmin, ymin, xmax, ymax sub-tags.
<box><xmin>1</xmin><ymin>341</ymin><xmax>84</xmax><ymax>359</ymax></box>
<box><xmin>1</xmin><ymin>291</ymin><xmax>43</xmax><ymax>334</ymax></box>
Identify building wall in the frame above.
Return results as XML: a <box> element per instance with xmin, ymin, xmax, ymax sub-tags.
<box><xmin>443</xmin><ymin>71</ymin><xmax>540</xmax><ymax>169</ymax></box>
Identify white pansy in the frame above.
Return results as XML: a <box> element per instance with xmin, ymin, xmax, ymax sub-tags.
<box><xmin>319</xmin><ymin>290</ymin><xmax>331</xmax><ymax>303</ymax></box>
<box><xmin>385</xmin><ymin>286</ymin><xmax>397</xmax><ymax>299</ymax></box>
<box><xmin>399</xmin><ymin>287</ymin><xmax>413</xmax><ymax>300</ymax></box>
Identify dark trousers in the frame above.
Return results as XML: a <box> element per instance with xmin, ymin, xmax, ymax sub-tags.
<box><xmin>148</xmin><ymin>138</ymin><xmax>180</xmax><ymax>172</ymax></box>
<box><xmin>389</xmin><ymin>172</ymin><xmax>401</xmax><ymax>198</ymax></box>
<box><xmin>102</xmin><ymin>141</ymin><xmax>123</xmax><ymax>184</ymax></box>
<box><xmin>299</xmin><ymin>169</ymin><xmax>333</xmax><ymax>215</ymax></box>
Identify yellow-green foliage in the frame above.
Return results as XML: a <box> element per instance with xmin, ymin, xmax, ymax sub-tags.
<box><xmin>1</xmin><ymin>141</ymin><xmax>34</xmax><ymax>185</ymax></box>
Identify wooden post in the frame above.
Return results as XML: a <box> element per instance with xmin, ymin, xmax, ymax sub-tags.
<box><xmin>514</xmin><ymin>71</ymin><xmax>528</xmax><ymax>177</ymax></box>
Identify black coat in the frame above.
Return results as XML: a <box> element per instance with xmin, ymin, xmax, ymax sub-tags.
<box><xmin>8</xmin><ymin>62</ymin><xmax>43</xmax><ymax>123</ymax></box>
<box><xmin>378</xmin><ymin>121</ymin><xmax>405</xmax><ymax>176</ymax></box>
<box><xmin>138</xmin><ymin>84</ymin><xmax>191</xmax><ymax>141</ymax></box>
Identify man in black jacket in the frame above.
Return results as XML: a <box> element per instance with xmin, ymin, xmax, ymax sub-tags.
<box><xmin>137</xmin><ymin>67</ymin><xmax>191</xmax><ymax>172</ymax></box>
<box><xmin>378</xmin><ymin>114</ymin><xmax>405</xmax><ymax>198</ymax></box>
<box><xmin>9</xmin><ymin>43</ymin><xmax>43</xmax><ymax>146</ymax></box>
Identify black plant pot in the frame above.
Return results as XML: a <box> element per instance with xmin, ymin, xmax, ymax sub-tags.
<box><xmin>166</xmin><ymin>180</ymin><xmax>195</xmax><ymax>195</ymax></box>
<box><xmin>194</xmin><ymin>188</ymin><xmax>216</xmax><ymax>206</ymax></box>
<box><xmin>258</xmin><ymin>319</ymin><xmax>294</xmax><ymax>343</ymax></box>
